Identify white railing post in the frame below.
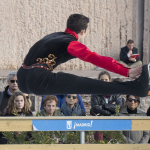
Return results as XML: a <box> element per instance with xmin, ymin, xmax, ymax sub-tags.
<box><xmin>80</xmin><ymin>131</ymin><xmax>85</xmax><ymax>144</ymax></box>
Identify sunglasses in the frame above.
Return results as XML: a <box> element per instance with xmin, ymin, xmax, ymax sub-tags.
<box><xmin>10</xmin><ymin>80</ymin><xmax>17</xmax><ymax>83</ymax></box>
<box><xmin>127</xmin><ymin>98</ymin><xmax>139</xmax><ymax>103</ymax></box>
<box><xmin>67</xmin><ymin>95</ymin><xmax>77</xmax><ymax>99</ymax></box>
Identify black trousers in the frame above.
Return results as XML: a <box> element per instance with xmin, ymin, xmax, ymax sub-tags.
<box><xmin>17</xmin><ymin>65</ymin><xmax>148</xmax><ymax>97</ymax></box>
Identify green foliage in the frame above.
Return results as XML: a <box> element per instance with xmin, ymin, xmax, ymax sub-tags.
<box><xmin>115</xmin><ymin>105</ymin><xmax>120</xmax><ymax>116</ymax></box>
<box><xmin>2</xmin><ymin>131</ymin><xmax>58</xmax><ymax>144</ymax></box>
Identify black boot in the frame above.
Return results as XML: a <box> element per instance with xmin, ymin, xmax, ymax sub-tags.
<box><xmin>132</xmin><ymin>64</ymin><xmax>149</xmax><ymax>97</ymax></box>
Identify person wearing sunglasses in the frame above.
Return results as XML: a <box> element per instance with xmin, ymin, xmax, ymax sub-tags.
<box><xmin>40</xmin><ymin>94</ymin><xmax>86</xmax><ymax>115</ymax></box>
<box><xmin>119</xmin><ymin>95</ymin><xmax>149</xmax><ymax>144</ymax></box>
<box><xmin>61</xmin><ymin>94</ymin><xmax>85</xmax><ymax>116</ymax></box>
<box><xmin>0</xmin><ymin>71</ymin><xmax>18</xmax><ymax>115</ymax></box>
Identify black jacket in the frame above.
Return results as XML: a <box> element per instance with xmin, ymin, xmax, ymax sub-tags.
<box><xmin>91</xmin><ymin>94</ymin><xmax>122</xmax><ymax>116</ymax></box>
<box><xmin>120</xmin><ymin>46</ymin><xmax>140</xmax><ymax>64</ymax></box>
<box><xmin>0</xmin><ymin>86</ymin><xmax>11</xmax><ymax>114</ymax></box>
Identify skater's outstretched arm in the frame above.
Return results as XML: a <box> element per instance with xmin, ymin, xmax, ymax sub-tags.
<box><xmin>67</xmin><ymin>41</ymin><xmax>142</xmax><ymax>79</ymax></box>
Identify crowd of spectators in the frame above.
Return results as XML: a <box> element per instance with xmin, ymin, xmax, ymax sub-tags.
<box><xmin>0</xmin><ymin>69</ymin><xmax>149</xmax><ymax>144</ymax></box>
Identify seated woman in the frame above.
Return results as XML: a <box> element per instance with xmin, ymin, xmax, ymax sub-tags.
<box><xmin>4</xmin><ymin>92</ymin><xmax>33</xmax><ymax>141</ymax></box>
<box><xmin>61</xmin><ymin>94</ymin><xmax>85</xmax><ymax>116</ymax></box>
<box><xmin>90</xmin><ymin>71</ymin><xmax>122</xmax><ymax>116</ymax></box>
<box><xmin>5</xmin><ymin>92</ymin><xmax>32</xmax><ymax>116</ymax></box>
<box><xmin>119</xmin><ymin>95</ymin><xmax>149</xmax><ymax>144</ymax></box>
<box><xmin>39</xmin><ymin>95</ymin><xmax>64</xmax><ymax>116</ymax></box>
<box><xmin>40</xmin><ymin>94</ymin><xmax>86</xmax><ymax>114</ymax></box>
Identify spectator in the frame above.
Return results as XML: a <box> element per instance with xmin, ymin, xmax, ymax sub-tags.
<box><xmin>146</xmin><ymin>106</ymin><xmax>150</xmax><ymax>143</ymax></box>
<box><xmin>39</xmin><ymin>95</ymin><xmax>64</xmax><ymax>116</ymax></box>
<box><xmin>4</xmin><ymin>92</ymin><xmax>32</xmax><ymax>141</ymax></box>
<box><xmin>61</xmin><ymin>94</ymin><xmax>85</xmax><ymax>116</ymax></box>
<box><xmin>5</xmin><ymin>92</ymin><xmax>32</xmax><ymax>116</ymax></box>
<box><xmin>119</xmin><ymin>95</ymin><xmax>149</xmax><ymax>144</ymax></box>
<box><xmin>90</xmin><ymin>71</ymin><xmax>122</xmax><ymax>116</ymax></box>
<box><xmin>40</xmin><ymin>94</ymin><xmax>86</xmax><ymax>114</ymax></box>
<box><xmin>0</xmin><ymin>71</ymin><xmax>18</xmax><ymax>115</ymax></box>
<box><xmin>39</xmin><ymin>95</ymin><xmax>64</xmax><ymax>144</ymax></box>
<box><xmin>16</xmin><ymin>89</ymin><xmax>32</xmax><ymax>108</ymax></box>
<box><xmin>119</xmin><ymin>39</ymin><xmax>142</xmax><ymax>68</ymax></box>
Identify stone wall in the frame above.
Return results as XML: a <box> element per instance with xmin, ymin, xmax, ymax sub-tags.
<box><xmin>0</xmin><ymin>0</ymin><xmax>141</xmax><ymax>70</ymax></box>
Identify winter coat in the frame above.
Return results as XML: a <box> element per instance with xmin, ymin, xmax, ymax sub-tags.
<box><xmin>91</xmin><ymin>94</ymin><xmax>122</xmax><ymax>116</ymax></box>
<box><xmin>61</xmin><ymin>102</ymin><xmax>85</xmax><ymax>116</ymax></box>
<box><xmin>119</xmin><ymin>107</ymin><xmax>149</xmax><ymax>144</ymax></box>
<box><xmin>120</xmin><ymin>46</ymin><xmax>140</xmax><ymax>64</ymax></box>
<box><xmin>0</xmin><ymin>86</ymin><xmax>11</xmax><ymax>115</ymax></box>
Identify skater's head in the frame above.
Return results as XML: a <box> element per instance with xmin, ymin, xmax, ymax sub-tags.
<box><xmin>126</xmin><ymin>95</ymin><xmax>140</xmax><ymax>110</ymax></box>
<box><xmin>65</xmin><ymin>94</ymin><xmax>78</xmax><ymax>108</ymax></box>
<box><xmin>67</xmin><ymin>14</ymin><xmax>89</xmax><ymax>43</ymax></box>
<box><xmin>98</xmin><ymin>71</ymin><xmax>111</xmax><ymax>82</ymax></box>
<box><xmin>127</xmin><ymin>39</ymin><xmax>134</xmax><ymax>50</ymax></box>
<box><xmin>7</xmin><ymin>71</ymin><xmax>18</xmax><ymax>94</ymax></box>
<box><xmin>5</xmin><ymin>92</ymin><xmax>30</xmax><ymax>115</ymax></box>
<box><xmin>43</xmin><ymin>95</ymin><xmax>58</xmax><ymax>116</ymax></box>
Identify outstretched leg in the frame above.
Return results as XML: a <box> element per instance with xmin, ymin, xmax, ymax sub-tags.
<box><xmin>17</xmin><ymin>65</ymin><xmax>149</xmax><ymax>97</ymax></box>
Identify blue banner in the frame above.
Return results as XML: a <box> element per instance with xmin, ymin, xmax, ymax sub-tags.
<box><xmin>32</xmin><ymin>119</ymin><xmax>131</xmax><ymax>131</ymax></box>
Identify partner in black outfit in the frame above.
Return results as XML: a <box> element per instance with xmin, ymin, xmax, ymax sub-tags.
<box><xmin>17</xmin><ymin>14</ymin><xmax>149</xmax><ymax>97</ymax></box>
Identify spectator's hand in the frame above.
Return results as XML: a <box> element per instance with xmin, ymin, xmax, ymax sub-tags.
<box><xmin>14</xmin><ymin>131</ymin><xmax>22</xmax><ymax>136</ymax></box>
<box><xmin>129</xmin><ymin>66</ymin><xmax>142</xmax><ymax>79</ymax></box>
<box><xmin>129</xmin><ymin>57</ymin><xmax>136</xmax><ymax>62</ymax></box>
<box><xmin>128</xmin><ymin>50</ymin><xmax>133</xmax><ymax>55</ymax></box>
<box><xmin>112</xmin><ymin>102</ymin><xmax>116</xmax><ymax>104</ymax></box>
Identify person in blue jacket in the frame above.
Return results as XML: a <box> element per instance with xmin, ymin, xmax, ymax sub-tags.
<box><xmin>40</xmin><ymin>94</ymin><xmax>86</xmax><ymax>115</ymax></box>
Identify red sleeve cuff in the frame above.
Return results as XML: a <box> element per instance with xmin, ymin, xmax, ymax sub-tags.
<box><xmin>67</xmin><ymin>41</ymin><xmax>130</xmax><ymax>77</ymax></box>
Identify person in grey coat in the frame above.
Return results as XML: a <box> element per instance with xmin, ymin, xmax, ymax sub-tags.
<box><xmin>119</xmin><ymin>95</ymin><xmax>149</xmax><ymax>144</ymax></box>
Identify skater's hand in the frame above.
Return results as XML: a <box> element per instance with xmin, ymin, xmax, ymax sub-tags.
<box><xmin>129</xmin><ymin>66</ymin><xmax>142</xmax><ymax>79</ymax></box>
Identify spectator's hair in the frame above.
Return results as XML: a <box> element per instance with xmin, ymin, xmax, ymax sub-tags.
<box><xmin>127</xmin><ymin>39</ymin><xmax>134</xmax><ymax>45</ymax></box>
<box><xmin>67</xmin><ymin>14</ymin><xmax>89</xmax><ymax>34</ymax></box>
<box><xmin>5</xmin><ymin>92</ymin><xmax>31</xmax><ymax>115</ymax></box>
<box><xmin>15</xmin><ymin>89</ymin><xmax>32</xmax><ymax>107</ymax></box>
<box><xmin>98</xmin><ymin>71</ymin><xmax>111</xmax><ymax>80</ymax></box>
<box><xmin>113</xmin><ymin>78</ymin><xmax>123</xmax><ymax>83</ymax></box>
<box><xmin>126</xmin><ymin>95</ymin><xmax>140</xmax><ymax>103</ymax></box>
<box><xmin>7</xmin><ymin>71</ymin><xmax>17</xmax><ymax>81</ymax></box>
<box><xmin>43</xmin><ymin>95</ymin><xmax>58</xmax><ymax>107</ymax></box>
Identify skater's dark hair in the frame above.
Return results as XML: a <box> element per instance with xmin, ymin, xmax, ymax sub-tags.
<box><xmin>67</xmin><ymin>14</ymin><xmax>89</xmax><ymax>34</ymax></box>
<box><xmin>127</xmin><ymin>39</ymin><xmax>134</xmax><ymax>45</ymax></box>
<box><xmin>98</xmin><ymin>71</ymin><xmax>111</xmax><ymax>80</ymax></box>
